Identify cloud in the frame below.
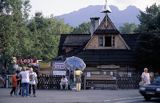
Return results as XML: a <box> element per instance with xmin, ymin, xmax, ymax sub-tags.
<box><xmin>110</xmin><ymin>0</ymin><xmax>160</xmax><ymax>11</ymax></box>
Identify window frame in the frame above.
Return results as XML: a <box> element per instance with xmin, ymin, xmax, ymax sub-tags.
<box><xmin>99</xmin><ymin>35</ymin><xmax>115</xmax><ymax>47</ymax></box>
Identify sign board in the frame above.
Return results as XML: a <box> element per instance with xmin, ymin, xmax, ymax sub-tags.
<box><xmin>86</xmin><ymin>72</ymin><xmax>91</xmax><ymax>77</ymax></box>
<box><xmin>97</xmin><ymin>65</ymin><xmax>120</xmax><ymax>69</ymax></box>
<box><xmin>17</xmin><ymin>58</ymin><xmax>37</xmax><ymax>64</ymax></box>
<box><xmin>53</xmin><ymin>71</ymin><xmax>66</xmax><ymax>76</ymax></box>
<box><xmin>52</xmin><ymin>62</ymin><xmax>65</xmax><ymax>70</ymax></box>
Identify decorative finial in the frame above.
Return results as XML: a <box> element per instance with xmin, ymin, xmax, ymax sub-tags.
<box><xmin>102</xmin><ymin>0</ymin><xmax>111</xmax><ymax>13</ymax></box>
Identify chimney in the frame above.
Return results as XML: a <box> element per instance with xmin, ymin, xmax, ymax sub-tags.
<box><xmin>90</xmin><ymin>17</ymin><xmax>100</xmax><ymax>36</ymax></box>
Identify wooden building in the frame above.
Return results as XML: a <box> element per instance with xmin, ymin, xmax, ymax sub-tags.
<box><xmin>53</xmin><ymin>2</ymin><xmax>141</xmax><ymax>89</ymax></box>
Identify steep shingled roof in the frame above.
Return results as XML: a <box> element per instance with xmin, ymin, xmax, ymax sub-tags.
<box><xmin>75</xmin><ymin>49</ymin><xmax>135</xmax><ymax>65</ymax></box>
<box><xmin>58</xmin><ymin>34</ymin><xmax>90</xmax><ymax>56</ymax></box>
<box><xmin>56</xmin><ymin>11</ymin><xmax>140</xmax><ymax>65</ymax></box>
<box><xmin>63</xmin><ymin>35</ymin><xmax>90</xmax><ymax>46</ymax></box>
<box><xmin>57</xmin><ymin>33</ymin><xmax>140</xmax><ymax>65</ymax></box>
<box><xmin>94</xmin><ymin>15</ymin><xmax>119</xmax><ymax>35</ymax></box>
<box><xmin>121</xmin><ymin>34</ymin><xmax>140</xmax><ymax>50</ymax></box>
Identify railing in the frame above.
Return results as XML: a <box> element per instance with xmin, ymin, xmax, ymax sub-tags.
<box><xmin>85</xmin><ymin>79</ymin><xmax>118</xmax><ymax>89</ymax></box>
<box><xmin>117</xmin><ymin>75</ymin><xmax>141</xmax><ymax>89</ymax></box>
<box><xmin>85</xmin><ymin>75</ymin><xmax>141</xmax><ymax>89</ymax></box>
<box><xmin>37</xmin><ymin>75</ymin><xmax>61</xmax><ymax>89</ymax></box>
<box><xmin>37</xmin><ymin>75</ymin><xmax>141</xmax><ymax>90</ymax></box>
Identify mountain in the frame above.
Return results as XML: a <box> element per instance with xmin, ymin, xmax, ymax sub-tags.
<box><xmin>56</xmin><ymin>5</ymin><xmax>140</xmax><ymax>28</ymax></box>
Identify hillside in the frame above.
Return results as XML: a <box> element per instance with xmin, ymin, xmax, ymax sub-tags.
<box><xmin>56</xmin><ymin>5</ymin><xmax>140</xmax><ymax>27</ymax></box>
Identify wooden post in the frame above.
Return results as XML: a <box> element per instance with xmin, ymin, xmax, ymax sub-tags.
<box><xmin>84</xmin><ymin>74</ymin><xmax>86</xmax><ymax>90</ymax></box>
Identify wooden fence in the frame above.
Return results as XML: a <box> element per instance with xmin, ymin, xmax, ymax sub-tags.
<box><xmin>37</xmin><ymin>75</ymin><xmax>141</xmax><ymax>90</ymax></box>
<box><xmin>117</xmin><ymin>75</ymin><xmax>141</xmax><ymax>89</ymax></box>
<box><xmin>37</xmin><ymin>75</ymin><xmax>62</xmax><ymax>89</ymax></box>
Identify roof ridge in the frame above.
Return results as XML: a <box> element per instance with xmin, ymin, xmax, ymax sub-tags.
<box><xmin>96</xmin><ymin>15</ymin><xmax>118</xmax><ymax>31</ymax></box>
<box><xmin>61</xmin><ymin>34</ymin><xmax>90</xmax><ymax>36</ymax></box>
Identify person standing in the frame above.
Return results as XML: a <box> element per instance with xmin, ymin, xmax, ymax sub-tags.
<box><xmin>141</xmin><ymin>68</ymin><xmax>151</xmax><ymax>85</ymax></box>
<box><xmin>19</xmin><ymin>67</ymin><xmax>30</xmax><ymax>97</ymax></box>
<box><xmin>29</xmin><ymin>68</ymin><xmax>37</xmax><ymax>97</ymax></box>
<box><xmin>0</xmin><ymin>75</ymin><xmax>5</xmax><ymax>88</ymax></box>
<box><xmin>10</xmin><ymin>72</ymin><xmax>18</xmax><ymax>96</ymax></box>
<box><xmin>16</xmin><ymin>67</ymin><xmax>22</xmax><ymax>95</ymax></box>
<box><xmin>69</xmin><ymin>71</ymin><xmax>74</xmax><ymax>89</ymax></box>
<box><xmin>74</xmin><ymin>69</ymin><xmax>83</xmax><ymax>92</ymax></box>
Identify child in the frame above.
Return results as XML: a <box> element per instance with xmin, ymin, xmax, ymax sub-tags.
<box><xmin>10</xmin><ymin>72</ymin><xmax>18</xmax><ymax>96</ymax></box>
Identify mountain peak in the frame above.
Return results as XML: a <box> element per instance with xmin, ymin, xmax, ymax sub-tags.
<box><xmin>56</xmin><ymin>5</ymin><xmax>140</xmax><ymax>27</ymax></box>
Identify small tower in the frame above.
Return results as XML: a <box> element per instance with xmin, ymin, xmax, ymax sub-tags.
<box><xmin>101</xmin><ymin>0</ymin><xmax>111</xmax><ymax>26</ymax></box>
<box><xmin>102</xmin><ymin>0</ymin><xmax>111</xmax><ymax>13</ymax></box>
<box><xmin>85</xmin><ymin>0</ymin><xmax>130</xmax><ymax>50</ymax></box>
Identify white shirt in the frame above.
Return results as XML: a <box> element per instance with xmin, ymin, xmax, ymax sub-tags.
<box><xmin>61</xmin><ymin>78</ymin><xmax>68</xmax><ymax>84</ymax></box>
<box><xmin>29</xmin><ymin>72</ymin><xmax>37</xmax><ymax>85</ymax></box>
<box><xmin>141</xmin><ymin>72</ymin><xmax>150</xmax><ymax>85</ymax></box>
<box><xmin>20</xmin><ymin>71</ymin><xmax>30</xmax><ymax>83</ymax></box>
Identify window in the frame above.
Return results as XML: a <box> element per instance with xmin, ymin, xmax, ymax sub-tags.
<box><xmin>112</xmin><ymin>36</ymin><xmax>115</xmax><ymax>47</ymax></box>
<box><xmin>99</xmin><ymin>35</ymin><xmax>115</xmax><ymax>47</ymax></box>
<box><xmin>105</xmin><ymin>36</ymin><xmax>112</xmax><ymax>46</ymax></box>
<box><xmin>99</xmin><ymin>36</ymin><xmax>103</xmax><ymax>46</ymax></box>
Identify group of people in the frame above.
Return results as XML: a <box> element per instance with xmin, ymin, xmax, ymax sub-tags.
<box><xmin>9</xmin><ymin>66</ymin><xmax>153</xmax><ymax>94</ymax></box>
<box><xmin>60</xmin><ymin>68</ymin><xmax>83</xmax><ymax>92</ymax></box>
<box><xmin>60</xmin><ymin>67</ymin><xmax>155</xmax><ymax>90</ymax></box>
<box><xmin>10</xmin><ymin>67</ymin><xmax>38</xmax><ymax>97</ymax></box>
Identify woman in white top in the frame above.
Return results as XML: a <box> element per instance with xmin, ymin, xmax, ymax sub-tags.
<box><xmin>141</xmin><ymin>68</ymin><xmax>151</xmax><ymax>85</ymax></box>
<box><xmin>29</xmin><ymin>68</ymin><xmax>37</xmax><ymax>97</ymax></box>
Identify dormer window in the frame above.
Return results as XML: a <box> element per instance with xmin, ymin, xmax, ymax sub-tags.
<box><xmin>99</xmin><ymin>35</ymin><xmax>115</xmax><ymax>47</ymax></box>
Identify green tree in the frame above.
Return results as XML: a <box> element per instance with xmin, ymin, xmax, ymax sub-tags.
<box><xmin>27</xmin><ymin>12</ymin><xmax>73</xmax><ymax>60</ymax></box>
<box><xmin>119</xmin><ymin>23</ymin><xmax>138</xmax><ymax>34</ymax></box>
<box><xmin>136</xmin><ymin>33</ymin><xmax>160</xmax><ymax>71</ymax></box>
<box><xmin>137</xmin><ymin>4</ymin><xmax>160</xmax><ymax>33</ymax></box>
<box><xmin>136</xmin><ymin>4</ymin><xmax>160</xmax><ymax>72</ymax></box>
<box><xmin>0</xmin><ymin>0</ymin><xmax>73</xmax><ymax>74</ymax></box>
<box><xmin>71</xmin><ymin>22</ymin><xmax>90</xmax><ymax>34</ymax></box>
<box><xmin>0</xmin><ymin>0</ymin><xmax>31</xmax><ymax>73</ymax></box>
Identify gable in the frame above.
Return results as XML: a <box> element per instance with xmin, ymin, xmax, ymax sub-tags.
<box><xmin>84</xmin><ymin>15</ymin><xmax>130</xmax><ymax>50</ymax></box>
<box><xmin>85</xmin><ymin>34</ymin><xmax>130</xmax><ymax>49</ymax></box>
<box><xmin>96</xmin><ymin>15</ymin><xmax>117</xmax><ymax>31</ymax></box>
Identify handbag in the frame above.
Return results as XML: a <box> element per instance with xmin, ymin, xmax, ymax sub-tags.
<box><xmin>35</xmin><ymin>77</ymin><xmax>38</xmax><ymax>84</ymax></box>
<box><xmin>139</xmin><ymin>81</ymin><xmax>144</xmax><ymax>86</ymax></box>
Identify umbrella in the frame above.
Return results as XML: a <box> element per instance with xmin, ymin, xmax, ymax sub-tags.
<box><xmin>64</xmin><ymin>56</ymin><xmax>86</xmax><ymax>71</ymax></box>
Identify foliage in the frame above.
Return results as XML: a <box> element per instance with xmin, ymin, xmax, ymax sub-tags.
<box><xmin>0</xmin><ymin>0</ymin><xmax>31</xmax><ymax>73</ymax></box>
<box><xmin>0</xmin><ymin>0</ymin><xmax>73</xmax><ymax>74</ymax></box>
<box><xmin>136</xmin><ymin>4</ymin><xmax>160</xmax><ymax>71</ymax></box>
<box><xmin>119</xmin><ymin>23</ymin><xmax>138</xmax><ymax>34</ymax></box>
<box><xmin>71</xmin><ymin>22</ymin><xmax>90</xmax><ymax>34</ymax></box>
<box><xmin>137</xmin><ymin>4</ymin><xmax>160</xmax><ymax>33</ymax></box>
<box><xmin>27</xmin><ymin>12</ymin><xmax>73</xmax><ymax>60</ymax></box>
<box><xmin>135</xmin><ymin>33</ymin><xmax>160</xmax><ymax>71</ymax></box>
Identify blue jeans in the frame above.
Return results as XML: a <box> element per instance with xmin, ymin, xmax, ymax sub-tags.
<box><xmin>21</xmin><ymin>83</ymin><xmax>29</xmax><ymax>96</ymax></box>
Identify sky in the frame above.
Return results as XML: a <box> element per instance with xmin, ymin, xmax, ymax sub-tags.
<box><xmin>30</xmin><ymin>0</ymin><xmax>160</xmax><ymax>16</ymax></box>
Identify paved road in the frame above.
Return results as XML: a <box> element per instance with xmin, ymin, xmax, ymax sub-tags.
<box><xmin>0</xmin><ymin>88</ymin><xmax>159</xmax><ymax>103</ymax></box>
